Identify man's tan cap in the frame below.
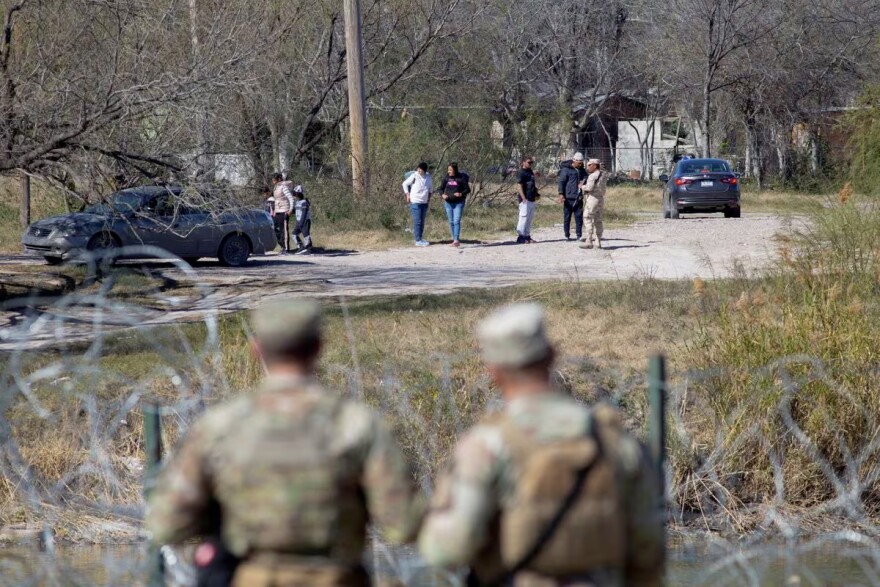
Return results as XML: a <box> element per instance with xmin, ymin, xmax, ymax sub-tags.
<box><xmin>587</xmin><ymin>158</ymin><xmax>601</xmax><ymax>166</ymax></box>
<box><xmin>252</xmin><ymin>298</ymin><xmax>321</xmax><ymax>350</ymax></box>
<box><xmin>477</xmin><ymin>303</ymin><xmax>552</xmax><ymax>368</ymax></box>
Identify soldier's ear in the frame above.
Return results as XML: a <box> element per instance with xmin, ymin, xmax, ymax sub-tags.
<box><xmin>487</xmin><ymin>363</ymin><xmax>505</xmax><ymax>388</ymax></box>
<box><xmin>250</xmin><ymin>339</ymin><xmax>263</xmax><ymax>362</ymax></box>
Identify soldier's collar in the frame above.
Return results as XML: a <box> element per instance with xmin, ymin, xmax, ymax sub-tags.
<box><xmin>504</xmin><ymin>389</ymin><xmax>559</xmax><ymax>407</ymax></box>
<box><xmin>261</xmin><ymin>373</ymin><xmax>319</xmax><ymax>394</ymax></box>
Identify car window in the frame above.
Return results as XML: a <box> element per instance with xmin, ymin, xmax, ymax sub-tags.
<box><xmin>84</xmin><ymin>190</ymin><xmax>144</xmax><ymax>215</ymax></box>
<box><xmin>679</xmin><ymin>161</ymin><xmax>730</xmax><ymax>174</ymax></box>
<box><xmin>142</xmin><ymin>194</ymin><xmax>175</xmax><ymax>216</ymax></box>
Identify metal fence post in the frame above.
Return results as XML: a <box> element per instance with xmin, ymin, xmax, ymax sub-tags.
<box><xmin>648</xmin><ymin>355</ymin><xmax>667</xmax><ymax>506</ymax></box>
<box><xmin>143</xmin><ymin>403</ymin><xmax>165</xmax><ymax>586</ymax></box>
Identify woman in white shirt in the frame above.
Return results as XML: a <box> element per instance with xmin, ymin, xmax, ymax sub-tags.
<box><xmin>402</xmin><ymin>162</ymin><xmax>433</xmax><ymax>247</ymax></box>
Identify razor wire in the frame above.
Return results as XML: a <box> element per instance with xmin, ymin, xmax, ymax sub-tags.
<box><xmin>1</xmin><ymin>249</ymin><xmax>880</xmax><ymax>586</ymax></box>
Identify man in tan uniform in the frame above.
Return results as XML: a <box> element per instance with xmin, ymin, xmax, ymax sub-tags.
<box><xmin>147</xmin><ymin>299</ymin><xmax>424</xmax><ymax>587</ymax></box>
<box><xmin>580</xmin><ymin>158</ymin><xmax>608</xmax><ymax>249</ymax></box>
<box><xmin>418</xmin><ymin>303</ymin><xmax>664</xmax><ymax>586</ymax></box>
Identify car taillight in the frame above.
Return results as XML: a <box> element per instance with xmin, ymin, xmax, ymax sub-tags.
<box><xmin>721</xmin><ymin>177</ymin><xmax>738</xmax><ymax>185</ymax></box>
<box><xmin>675</xmin><ymin>178</ymin><xmax>693</xmax><ymax>186</ymax></box>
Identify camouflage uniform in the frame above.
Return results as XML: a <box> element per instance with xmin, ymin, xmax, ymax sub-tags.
<box><xmin>148</xmin><ymin>302</ymin><xmax>424</xmax><ymax>587</ymax></box>
<box><xmin>582</xmin><ymin>163</ymin><xmax>608</xmax><ymax>249</ymax></box>
<box><xmin>418</xmin><ymin>304</ymin><xmax>664</xmax><ymax>587</ymax></box>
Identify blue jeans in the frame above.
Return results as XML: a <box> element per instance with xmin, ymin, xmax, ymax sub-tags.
<box><xmin>409</xmin><ymin>202</ymin><xmax>429</xmax><ymax>242</ymax></box>
<box><xmin>444</xmin><ymin>200</ymin><xmax>464</xmax><ymax>241</ymax></box>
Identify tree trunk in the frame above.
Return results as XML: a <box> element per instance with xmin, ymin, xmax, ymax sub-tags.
<box><xmin>809</xmin><ymin>129</ymin><xmax>820</xmax><ymax>172</ymax></box>
<box><xmin>773</xmin><ymin>125</ymin><xmax>790</xmax><ymax>183</ymax></box>
<box><xmin>189</xmin><ymin>0</ymin><xmax>212</xmax><ymax>180</ymax></box>
<box><xmin>745</xmin><ymin>121</ymin><xmax>763</xmax><ymax>189</ymax></box>
<box><xmin>267</xmin><ymin>116</ymin><xmax>282</xmax><ymax>174</ymax></box>
<box><xmin>19</xmin><ymin>171</ymin><xmax>30</xmax><ymax>228</ymax></box>
<box><xmin>702</xmin><ymin>75</ymin><xmax>712</xmax><ymax>158</ymax></box>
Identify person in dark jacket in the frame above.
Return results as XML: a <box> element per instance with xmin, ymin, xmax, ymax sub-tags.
<box><xmin>437</xmin><ymin>162</ymin><xmax>471</xmax><ymax>247</ymax></box>
<box><xmin>556</xmin><ymin>152</ymin><xmax>587</xmax><ymax>241</ymax></box>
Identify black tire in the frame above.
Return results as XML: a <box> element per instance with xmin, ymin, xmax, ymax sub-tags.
<box><xmin>86</xmin><ymin>232</ymin><xmax>121</xmax><ymax>256</ymax></box>
<box><xmin>662</xmin><ymin>194</ymin><xmax>671</xmax><ymax>219</ymax></box>
<box><xmin>44</xmin><ymin>256</ymin><xmax>64</xmax><ymax>265</ymax></box>
<box><xmin>725</xmin><ymin>208</ymin><xmax>741</xmax><ymax>218</ymax></box>
<box><xmin>670</xmin><ymin>203</ymin><xmax>680</xmax><ymax>219</ymax></box>
<box><xmin>217</xmin><ymin>233</ymin><xmax>251</xmax><ymax>267</ymax></box>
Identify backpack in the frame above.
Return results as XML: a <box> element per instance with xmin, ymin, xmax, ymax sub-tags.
<box><xmin>493</xmin><ymin>403</ymin><xmax>629</xmax><ymax>577</ymax></box>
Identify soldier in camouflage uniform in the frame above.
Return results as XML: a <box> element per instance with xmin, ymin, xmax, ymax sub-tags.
<box><xmin>147</xmin><ymin>299</ymin><xmax>424</xmax><ymax>587</ymax></box>
<box><xmin>580</xmin><ymin>158</ymin><xmax>609</xmax><ymax>250</ymax></box>
<box><xmin>418</xmin><ymin>303</ymin><xmax>664</xmax><ymax>586</ymax></box>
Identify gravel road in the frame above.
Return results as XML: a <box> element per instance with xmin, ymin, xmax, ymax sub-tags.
<box><xmin>195</xmin><ymin>213</ymin><xmax>790</xmax><ymax>294</ymax></box>
<box><xmin>0</xmin><ymin>213</ymin><xmax>791</xmax><ymax>349</ymax></box>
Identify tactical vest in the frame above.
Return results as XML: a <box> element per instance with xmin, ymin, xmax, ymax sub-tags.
<box><xmin>211</xmin><ymin>388</ymin><xmax>368</xmax><ymax>559</ymax></box>
<box><xmin>489</xmin><ymin>403</ymin><xmax>628</xmax><ymax>579</ymax></box>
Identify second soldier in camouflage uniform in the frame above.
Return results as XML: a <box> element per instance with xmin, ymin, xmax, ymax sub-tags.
<box><xmin>419</xmin><ymin>303</ymin><xmax>664</xmax><ymax>586</ymax></box>
<box><xmin>147</xmin><ymin>299</ymin><xmax>424</xmax><ymax>587</ymax></box>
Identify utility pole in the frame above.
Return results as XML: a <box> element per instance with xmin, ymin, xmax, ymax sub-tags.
<box><xmin>343</xmin><ymin>0</ymin><xmax>368</xmax><ymax>198</ymax></box>
<box><xmin>20</xmin><ymin>171</ymin><xmax>30</xmax><ymax>229</ymax></box>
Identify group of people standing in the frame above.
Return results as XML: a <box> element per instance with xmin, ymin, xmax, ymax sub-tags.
<box><xmin>148</xmin><ymin>298</ymin><xmax>665</xmax><ymax>587</ymax></box>
<box><xmin>266</xmin><ymin>173</ymin><xmax>313</xmax><ymax>255</ymax></box>
<box><xmin>557</xmin><ymin>152</ymin><xmax>609</xmax><ymax>249</ymax></box>
<box><xmin>402</xmin><ymin>161</ymin><xmax>471</xmax><ymax>247</ymax></box>
<box><xmin>402</xmin><ymin>153</ymin><xmax>608</xmax><ymax>248</ymax></box>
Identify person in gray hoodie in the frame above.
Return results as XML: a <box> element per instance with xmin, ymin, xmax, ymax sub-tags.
<box><xmin>556</xmin><ymin>152</ymin><xmax>587</xmax><ymax>241</ymax></box>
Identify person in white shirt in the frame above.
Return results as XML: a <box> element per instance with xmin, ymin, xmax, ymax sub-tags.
<box><xmin>402</xmin><ymin>162</ymin><xmax>433</xmax><ymax>247</ymax></box>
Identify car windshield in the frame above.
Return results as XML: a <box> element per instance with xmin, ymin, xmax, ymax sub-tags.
<box><xmin>679</xmin><ymin>161</ymin><xmax>731</xmax><ymax>174</ymax></box>
<box><xmin>84</xmin><ymin>191</ymin><xmax>144</xmax><ymax>215</ymax></box>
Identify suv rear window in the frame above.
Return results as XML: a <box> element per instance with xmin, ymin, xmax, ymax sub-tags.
<box><xmin>678</xmin><ymin>161</ymin><xmax>731</xmax><ymax>174</ymax></box>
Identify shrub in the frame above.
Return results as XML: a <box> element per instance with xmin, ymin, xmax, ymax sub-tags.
<box><xmin>687</xmin><ymin>197</ymin><xmax>880</xmax><ymax>514</ymax></box>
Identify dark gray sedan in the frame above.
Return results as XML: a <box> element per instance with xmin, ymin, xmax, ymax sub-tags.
<box><xmin>22</xmin><ymin>186</ymin><xmax>276</xmax><ymax>266</ymax></box>
<box><xmin>660</xmin><ymin>158</ymin><xmax>741</xmax><ymax>219</ymax></box>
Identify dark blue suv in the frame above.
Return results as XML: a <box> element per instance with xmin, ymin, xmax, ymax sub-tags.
<box><xmin>659</xmin><ymin>158</ymin><xmax>741</xmax><ymax>219</ymax></box>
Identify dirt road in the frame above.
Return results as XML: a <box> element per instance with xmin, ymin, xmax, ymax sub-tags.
<box><xmin>196</xmin><ymin>213</ymin><xmax>789</xmax><ymax>293</ymax></box>
<box><xmin>0</xmin><ymin>214</ymin><xmax>790</xmax><ymax>349</ymax></box>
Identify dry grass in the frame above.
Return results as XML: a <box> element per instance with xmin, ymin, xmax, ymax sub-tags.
<box><xmin>1</xmin><ymin>277</ymin><xmax>700</xmax><ymax>536</ymax></box>
<box><xmin>679</xmin><ymin>196</ymin><xmax>880</xmax><ymax>519</ymax></box>
<box><xmin>606</xmin><ymin>185</ymin><xmax>821</xmax><ymax>215</ymax></box>
<box><xmin>0</xmin><ymin>177</ymin><xmax>67</xmax><ymax>252</ymax></box>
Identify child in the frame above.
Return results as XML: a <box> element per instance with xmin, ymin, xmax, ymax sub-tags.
<box><xmin>291</xmin><ymin>185</ymin><xmax>312</xmax><ymax>254</ymax></box>
<box><xmin>263</xmin><ymin>186</ymin><xmax>275</xmax><ymax>216</ymax></box>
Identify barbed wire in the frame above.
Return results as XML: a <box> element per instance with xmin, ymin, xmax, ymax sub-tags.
<box><xmin>1</xmin><ymin>248</ymin><xmax>879</xmax><ymax>586</ymax></box>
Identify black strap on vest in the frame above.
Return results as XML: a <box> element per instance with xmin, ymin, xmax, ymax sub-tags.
<box><xmin>468</xmin><ymin>412</ymin><xmax>603</xmax><ymax>587</ymax></box>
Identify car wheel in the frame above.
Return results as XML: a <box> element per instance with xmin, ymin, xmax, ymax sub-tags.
<box><xmin>725</xmin><ymin>208</ymin><xmax>741</xmax><ymax>218</ymax></box>
<box><xmin>218</xmin><ymin>233</ymin><xmax>251</xmax><ymax>267</ymax></box>
<box><xmin>87</xmin><ymin>232</ymin><xmax>121</xmax><ymax>256</ymax></box>
<box><xmin>670</xmin><ymin>202</ymin><xmax>680</xmax><ymax>219</ymax></box>
<box><xmin>44</xmin><ymin>256</ymin><xmax>64</xmax><ymax>265</ymax></box>
<box><xmin>662</xmin><ymin>194</ymin><xmax>671</xmax><ymax>219</ymax></box>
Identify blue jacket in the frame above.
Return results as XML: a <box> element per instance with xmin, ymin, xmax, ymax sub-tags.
<box><xmin>557</xmin><ymin>161</ymin><xmax>586</xmax><ymax>201</ymax></box>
